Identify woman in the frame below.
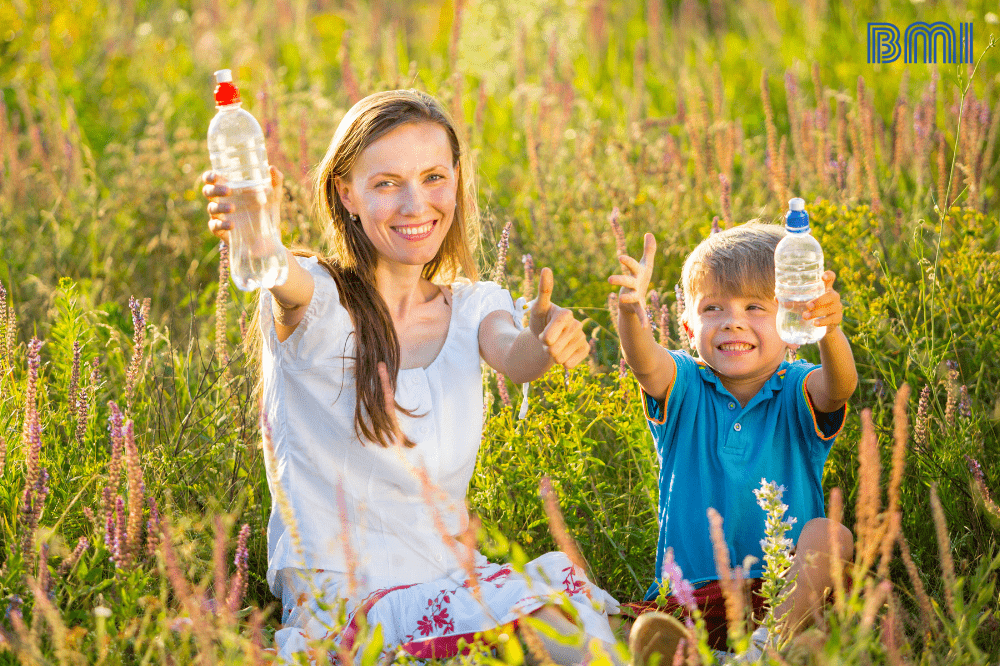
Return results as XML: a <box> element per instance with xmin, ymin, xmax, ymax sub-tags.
<box><xmin>203</xmin><ymin>89</ymin><xmax>623</xmax><ymax>664</ymax></box>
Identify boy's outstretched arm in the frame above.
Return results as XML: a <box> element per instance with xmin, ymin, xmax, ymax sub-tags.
<box><xmin>803</xmin><ymin>270</ymin><xmax>858</xmax><ymax>413</ymax></box>
<box><xmin>608</xmin><ymin>232</ymin><xmax>676</xmax><ymax>403</ymax></box>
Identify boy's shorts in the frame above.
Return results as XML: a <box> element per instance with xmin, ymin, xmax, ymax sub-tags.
<box><xmin>619</xmin><ymin>578</ymin><xmax>766</xmax><ymax>652</ymax></box>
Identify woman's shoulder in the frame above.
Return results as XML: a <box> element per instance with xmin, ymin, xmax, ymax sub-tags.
<box><xmin>448</xmin><ymin>279</ymin><xmax>516</xmax><ymax>323</ymax></box>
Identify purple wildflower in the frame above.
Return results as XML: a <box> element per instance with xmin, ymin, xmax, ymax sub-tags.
<box><xmin>227</xmin><ymin>524</ymin><xmax>251</xmax><ymax>611</ymax></box>
<box><xmin>68</xmin><ymin>340</ymin><xmax>81</xmax><ymax>424</ymax></box>
<box><xmin>491</xmin><ymin>220</ymin><xmax>512</xmax><ymax>285</ymax></box>
<box><xmin>497</xmin><ymin>370</ymin><xmax>511</xmax><ymax>408</ymax></box>
<box><xmin>959</xmin><ymin>385</ymin><xmax>971</xmax><ymax>419</ymax></box>
<box><xmin>57</xmin><ymin>537</ymin><xmax>90</xmax><ymax>576</ymax></box>
<box><xmin>146</xmin><ymin>496</ymin><xmax>161</xmax><ymax>558</ymax></box>
<box><xmin>915</xmin><ymin>385</ymin><xmax>930</xmax><ymax>448</ymax></box>
<box><xmin>522</xmin><ymin>254</ymin><xmax>535</xmax><ymax>299</ymax></box>
<box><xmin>662</xmin><ymin>548</ymin><xmax>696</xmax><ymax>624</ymax></box>
<box><xmin>608</xmin><ymin>207</ymin><xmax>626</xmax><ymax>258</ymax></box>
<box><xmin>125</xmin><ymin>295</ymin><xmax>146</xmax><ymax>405</ymax></box>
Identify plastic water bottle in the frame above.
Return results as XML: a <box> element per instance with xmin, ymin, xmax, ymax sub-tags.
<box><xmin>775</xmin><ymin>198</ymin><xmax>826</xmax><ymax>345</ymax></box>
<box><xmin>207</xmin><ymin>69</ymin><xmax>287</xmax><ymax>291</ymax></box>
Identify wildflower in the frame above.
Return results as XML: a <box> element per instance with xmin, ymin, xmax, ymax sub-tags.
<box><xmin>753</xmin><ymin>478</ymin><xmax>797</xmax><ymax>638</ymax></box>
<box><xmin>944</xmin><ymin>366</ymin><xmax>960</xmax><ymax>426</ymax></box>
<box><xmin>521</xmin><ymin>253</ymin><xmax>535</xmax><ymax>300</ymax></box>
<box><xmin>227</xmin><ymin>524</ymin><xmax>251</xmax><ymax>612</ymax></box>
<box><xmin>146</xmin><ymin>496</ymin><xmax>161</xmax><ymax>558</ymax></box>
<box><xmin>719</xmin><ymin>173</ymin><xmax>732</xmax><ymax>226</ymax></box>
<box><xmin>216</xmin><ymin>242</ymin><xmax>230</xmax><ymax>371</ymax></box>
<box><xmin>491</xmin><ymin>220</ymin><xmax>512</xmax><ymax>285</ymax></box>
<box><xmin>607</xmin><ymin>292</ymin><xmax>620</xmax><ymax>336</ymax></box>
<box><xmin>58</xmin><ymin>537</ymin><xmax>90</xmax><ymax>577</ymax></box>
<box><xmin>711</xmin><ymin>215</ymin><xmax>721</xmax><ymax>234</ymax></box>
<box><xmin>103</xmin><ymin>402</ymin><xmax>125</xmax><ymax>521</ymax></box>
<box><xmin>497</xmin><ymin>370</ymin><xmax>511</xmax><ymax>408</ymax></box>
<box><xmin>68</xmin><ymin>340</ymin><xmax>81</xmax><ymax>424</ymax></box>
<box><xmin>125</xmin><ymin>295</ymin><xmax>146</xmax><ymax>406</ymax></box>
<box><xmin>661</xmin><ymin>548</ymin><xmax>696</xmax><ymax>628</ymax></box>
<box><xmin>959</xmin><ymin>385</ymin><xmax>971</xmax><ymax>419</ymax></box>
<box><xmin>608</xmin><ymin>207</ymin><xmax>626</xmax><ymax>258</ymax></box>
<box><xmin>124</xmin><ymin>420</ymin><xmax>145</xmax><ymax>565</ymax></box>
<box><xmin>914</xmin><ymin>385</ymin><xmax>930</xmax><ymax>448</ymax></box>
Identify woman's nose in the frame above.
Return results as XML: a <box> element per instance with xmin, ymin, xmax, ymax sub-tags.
<box><xmin>399</xmin><ymin>183</ymin><xmax>427</xmax><ymax>215</ymax></box>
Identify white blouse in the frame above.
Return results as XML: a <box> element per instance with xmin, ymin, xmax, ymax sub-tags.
<box><xmin>260</xmin><ymin>256</ymin><xmax>517</xmax><ymax>598</ymax></box>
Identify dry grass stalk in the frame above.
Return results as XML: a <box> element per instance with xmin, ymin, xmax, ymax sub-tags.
<box><xmin>261</xmin><ymin>411</ymin><xmax>304</xmax><ymax>562</ymax></box>
<box><xmin>760</xmin><ymin>71</ymin><xmax>786</xmax><ymax>203</ymax></box>
<box><xmin>811</xmin><ymin>63</ymin><xmax>829</xmax><ymax>188</ymax></box>
<box><xmin>857</xmin><ymin>77</ymin><xmax>882</xmax><ymax>211</ymax></box>
<box><xmin>860</xmin><ymin>580</ymin><xmax>891</xmax><ymax>632</ymax></box>
<box><xmin>539</xmin><ymin>476</ymin><xmax>589</xmax><ymax>577</ymax></box>
<box><xmin>215</xmin><ymin>242</ymin><xmax>231</xmax><ymax>380</ymax></box>
<box><xmin>936</xmin><ymin>132</ymin><xmax>948</xmax><ymax>211</ymax></box>
<box><xmin>855</xmin><ymin>409</ymin><xmax>884</xmax><ymax>575</ymax></box>
<box><xmin>826</xmin><ymin>487</ymin><xmax>846</xmax><ymax>614</ymax></box>
<box><xmin>707</xmin><ymin>507</ymin><xmax>746</xmax><ymax>645</ymax></box>
<box><xmin>929</xmin><ymin>484</ymin><xmax>957</xmax><ymax>619</ymax></box>
<box><xmin>340</xmin><ymin>30</ymin><xmax>362</xmax><ymax>104</ymax></box>
<box><xmin>896</xmin><ymin>531</ymin><xmax>934</xmax><ymax>632</ymax></box>
<box><xmin>123</xmin><ymin>420</ymin><xmax>146</xmax><ymax>567</ymax></box>
<box><xmin>877</xmin><ymin>384</ymin><xmax>910</xmax><ymax>580</ymax></box>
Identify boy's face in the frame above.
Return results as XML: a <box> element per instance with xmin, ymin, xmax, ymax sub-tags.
<box><xmin>683</xmin><ymin>283</ymin><xmax>790</xmax><ymax>393</ymax></box>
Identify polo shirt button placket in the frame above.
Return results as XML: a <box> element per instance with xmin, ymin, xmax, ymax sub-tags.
<box><xmin>733</xmin><ymin>422</ymin><xmax>742</xmax><ymax>432</ymax></box>
<box><xmin>728</xmin><ymin>402</ymin><xmax>736</xmax><ymax>410</ymax></box>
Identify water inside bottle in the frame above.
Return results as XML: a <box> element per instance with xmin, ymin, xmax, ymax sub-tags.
<box><xmin>776</xmin><ymin>298</ymin><xmax>826</xmax><ymax>345</ymax></box>
<box><xmin>225</xmin><ymin>184</ymin><xmax>288</xmax><ymax>291</ymax></box>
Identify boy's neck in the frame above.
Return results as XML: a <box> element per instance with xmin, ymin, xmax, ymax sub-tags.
<box><xmin>714</xmin><ymin>362</ymin><xmax>784</xmax><ymax>407</ymax></box>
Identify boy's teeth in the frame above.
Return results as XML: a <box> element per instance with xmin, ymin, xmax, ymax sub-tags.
<box><xmin>720</xmin><ymin>343</ymin><xmax>752</xmax><ymax>351</ymax></box>
<box><xmin>396</xmin><ymin>222</ymin><xmax>434</xmax><ymax>236</ymax></box>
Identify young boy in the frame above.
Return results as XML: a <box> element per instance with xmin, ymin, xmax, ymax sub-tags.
<box><xmin>609</xmin><ymin>222</ymin><xmax>857</xmax><ymax>663</ymax></box>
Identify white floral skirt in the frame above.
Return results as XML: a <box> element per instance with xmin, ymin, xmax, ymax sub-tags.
<box><xmin>273</xmin><ymin>551</ymin><xmax>620</xmax><ymax>663</ymax></box>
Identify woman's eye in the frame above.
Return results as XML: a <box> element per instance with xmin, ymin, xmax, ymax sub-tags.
<box><xmin>426</xmin><ymin>173</ymin><xmax>444</xmax><ymax>182</ymax></box>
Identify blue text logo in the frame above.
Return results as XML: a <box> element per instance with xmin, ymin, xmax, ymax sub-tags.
<box><xmin>867</xmin><ymin>22</ymin><xmax>973</xmax><ymax>64</ymax></box>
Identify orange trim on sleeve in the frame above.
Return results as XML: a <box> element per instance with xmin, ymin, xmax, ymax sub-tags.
<box><xmin>802</xmin><ymin>368</ymin><xmax>847</xmax><ymax>440</ymax></box>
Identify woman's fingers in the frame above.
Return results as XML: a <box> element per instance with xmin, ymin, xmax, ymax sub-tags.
<box><xmin>539</xmin><ymin>308</ymin><xmax>587</xmax><ymax>367</ymax></box>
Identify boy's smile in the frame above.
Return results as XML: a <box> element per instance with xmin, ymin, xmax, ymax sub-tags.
<box><xmin>684</xmin><ymin>290</ymin><xmax>790</xmax><ymax>405</ymax></box>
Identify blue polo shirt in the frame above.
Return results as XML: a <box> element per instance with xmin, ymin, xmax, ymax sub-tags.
<box><xmin>643</xmin><ymin>350</ymin><xmax>845</xmax><ymax>599</ymax></box>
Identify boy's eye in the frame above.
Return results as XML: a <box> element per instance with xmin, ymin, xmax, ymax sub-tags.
<box><xmin>426</xmin><ymin>173</ymin><xmax>444</xmax><ymax>182</ymax></box>
<box><xmin>374</xmin><ymin>180</ymin><xmax>394</xmax><ymax>188</ymax></box>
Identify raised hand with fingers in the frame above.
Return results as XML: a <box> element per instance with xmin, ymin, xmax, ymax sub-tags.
<box><xmin>802</xmin><ymin>270</ymin><xmax>844</xmax><ymax>334</ymax></box>
<box><xmin>202</xmin><ymin>165</ymin><xmax>284</xmax><ymax>243</ymax></box>
<box><xmin>608</xmin><ymin>232</ymin><xmax>657</xmax><ymax>329</ymax></box>
<box><xmin>528</xmin><ymin>267</ymin><xmax>589</xmax><ymax>369</ymax></box>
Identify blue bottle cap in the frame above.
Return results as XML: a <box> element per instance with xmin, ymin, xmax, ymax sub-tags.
<box><xmin>785</xmin><ymin>197</ymin><xmax>809</xmax><ymax>231</ymax></box>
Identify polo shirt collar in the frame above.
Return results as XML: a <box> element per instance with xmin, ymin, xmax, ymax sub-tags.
<box><xmin>694</xmin><ymin>359</ymin><xmax>790</xmax><ymax>409</ymax></box>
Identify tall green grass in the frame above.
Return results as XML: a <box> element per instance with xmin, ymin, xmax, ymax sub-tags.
<box><xmin>1</xmin><ymin>0</ymin><xmax>999</xmax><ymax>662</ymax></box>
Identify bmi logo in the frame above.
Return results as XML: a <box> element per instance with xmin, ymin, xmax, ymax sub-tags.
<box><xmin>867</xmin><ymin>22</ymin><xmax>974</xmax><ymax>64</ymax></box>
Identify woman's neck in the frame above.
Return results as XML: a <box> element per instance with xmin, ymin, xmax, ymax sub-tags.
<box><xmin>375</xmin><ymin>262</ymin><xmax>438</xmax><ymax>319</ymax></box>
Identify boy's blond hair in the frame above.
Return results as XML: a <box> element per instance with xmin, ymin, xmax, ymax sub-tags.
<box><xmin>681</xmin><ymin>221</ymin><xmax>786</xmax><ymax>312</ymax></box>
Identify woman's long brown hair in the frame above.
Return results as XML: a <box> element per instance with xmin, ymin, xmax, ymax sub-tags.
<box><xmin>248</xmin><ymin>89</ymin><xmax>479</xmax><ymax>448</ymax></box>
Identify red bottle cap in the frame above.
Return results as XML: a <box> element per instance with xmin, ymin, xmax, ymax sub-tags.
<box><xmin>214</xmin><ymin>69</ymin><xmax>241</xmax><ymax>106</ymax></box>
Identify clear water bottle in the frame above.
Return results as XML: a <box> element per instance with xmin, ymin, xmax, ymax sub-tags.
<box><xmin>207</xmin><ymin>69</ymin><xmax>287</xmax><ymax>291</ymax></box>
<box><xmin>775</xmin><ymin>198</ymin><xmax>826</xmax><ymax>345</ymax></box>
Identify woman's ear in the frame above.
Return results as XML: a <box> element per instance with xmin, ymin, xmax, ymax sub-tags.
<box><xmin>334</xmin><ymin>176</ymin><xmax>355</xmax><ymax>216</ymax></box>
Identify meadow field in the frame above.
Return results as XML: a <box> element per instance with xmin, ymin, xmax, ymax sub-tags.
<box><xmin>1</xmin><ymin>0</ymin><xmax>999</xmax><ymax>662</ymax></box>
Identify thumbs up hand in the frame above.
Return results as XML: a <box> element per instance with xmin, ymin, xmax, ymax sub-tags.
<box><xmin>527</xmin><ymin>267</ymin><xmax>589</xmax><ymax>368</ymax></box>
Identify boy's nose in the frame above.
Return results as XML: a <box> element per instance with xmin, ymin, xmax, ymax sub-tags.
<box><xmin>722</xmin><ymin>313</ymin><xmax>748</xmax><ymax>330</ymax></box>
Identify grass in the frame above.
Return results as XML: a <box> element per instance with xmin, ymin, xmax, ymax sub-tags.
<box><xmin>1</xmin><ymin>0</ymin><xmax>999</xmax><ymax>663</ymax></box>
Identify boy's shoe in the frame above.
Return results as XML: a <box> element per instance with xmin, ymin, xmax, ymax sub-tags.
<box><xmin>724</xmin><ymin>626</ymin><xmax>771</xmax><ymax>664</ymax></box>
<box><xmin>628</xmin><ymin>612</ymin><xmax>690</xmax><ymax>666</ymax></box>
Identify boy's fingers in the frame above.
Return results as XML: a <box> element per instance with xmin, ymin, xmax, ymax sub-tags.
<box><xmin>641</xmin><ymin>233</ymin><xmax>657</xmax><ymax>263</ymax></box>
<box><xmin>617</xmin><ymin>255</ymin><xmax>643</xmax><ymax>275</ymax></box>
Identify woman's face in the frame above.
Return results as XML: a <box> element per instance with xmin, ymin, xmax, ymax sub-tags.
<box><xmin>336</xmin><ymin>122</ymin><xmax>458</xmax><ymax>274</ymax></box>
